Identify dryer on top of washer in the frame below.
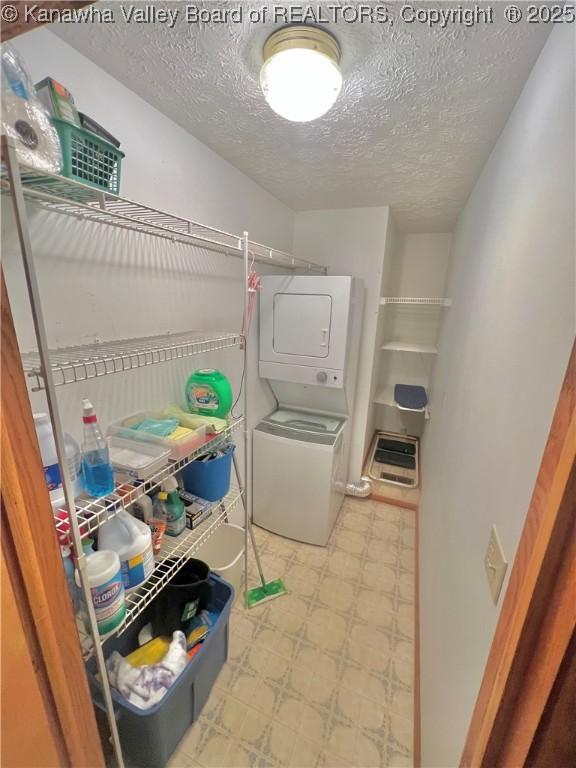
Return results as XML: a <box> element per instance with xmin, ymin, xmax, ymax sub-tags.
<box><xmin>255</xmin><ymin>275</ymin><xmax>363</xmax><ymax>547</ymax></box>
<box><xmin>258</xmin><ymin>275</ymin><xmax>362</xmax><ymax>416</ymax></box>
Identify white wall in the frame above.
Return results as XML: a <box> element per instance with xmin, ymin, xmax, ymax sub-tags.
<box><xmin>3</xmin><ymin>28</ymin><xmax>296</xmax><ymax>524</ymax></box>
<box><xmin>293</xmin><ymin>207</ymin><xmax>390</xmax><ymax>480</ymax></box>
<box><xmin>419</xmin><ymin>26</ymin><xmax>575</xmax><ymax>767</ymax></box>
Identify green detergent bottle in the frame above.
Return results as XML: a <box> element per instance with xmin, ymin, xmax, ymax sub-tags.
<box><xmin>185</xmin><ymin>369</ymin><xmax>233</xmax><ymax>419</ymax></box>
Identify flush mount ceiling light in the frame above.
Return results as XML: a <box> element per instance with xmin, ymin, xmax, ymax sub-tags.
<box><xmin>260</xmin><ymin>26</ymin><xmax>342</xmax><ymax>122</ymax></box>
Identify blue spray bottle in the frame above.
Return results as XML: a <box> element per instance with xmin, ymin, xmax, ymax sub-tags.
<box><xmin>81</xmin><ymin>398</ymin><xmax>115</xmax><ymax>497</ymax></box>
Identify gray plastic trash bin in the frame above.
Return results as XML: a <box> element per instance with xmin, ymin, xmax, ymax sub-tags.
<box><xmin>87</xmin><ymin>573</ymin><xmax>234</xmax><ymax>767</ymax></box>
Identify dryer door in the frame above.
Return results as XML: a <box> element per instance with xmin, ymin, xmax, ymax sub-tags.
<box><xmin>273</xmin><ymin>293</ymin><xmax>332</xmax><ymax>358</ymax></box>
<box><xmin>259</xmin><ymin>275</ymin><xmax>352</xmax><ymax>371</ymax></box>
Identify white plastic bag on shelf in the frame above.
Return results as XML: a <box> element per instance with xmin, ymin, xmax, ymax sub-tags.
<box><xmin>1</xmin><ymin>44</ymin><xmax>61</xmax><ymax>173</ymax></box>
<box><xmin>106</xmin><ymin>631</ymin><xmax>189</xmax><ymax>710</ymax></box>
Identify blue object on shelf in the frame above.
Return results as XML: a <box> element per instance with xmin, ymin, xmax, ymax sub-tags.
<box><xmin>394</xmin><ymin>384</ymin><xmax>428</xmax><ymax>411</ymax></box>
<box><xmin>87</xmin><ymin>574</ymin><xmax>234</xmax><ymax>768</ymax></box>
<box><xmin>181</xmin><ymin>444</ymin><xmax>235</xmax><ymax>502</ymax></box>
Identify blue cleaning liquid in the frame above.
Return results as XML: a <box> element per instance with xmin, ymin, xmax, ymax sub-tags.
<box><xmin>82</xmin><ymin>450</ymin><xmax>115</xmax><ymax>497</ymax></box>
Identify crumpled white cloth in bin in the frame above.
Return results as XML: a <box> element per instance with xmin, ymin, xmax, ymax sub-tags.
<box><xmin>106</xmin><ymin>631</ymin><xmax>188</xmax><ymax>710</ymax></box>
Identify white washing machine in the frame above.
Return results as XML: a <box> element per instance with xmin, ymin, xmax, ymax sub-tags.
<box><xmin>253</xmin><ymin>408</ymin><xmax>346</xmax><ymax>546</ymax></box>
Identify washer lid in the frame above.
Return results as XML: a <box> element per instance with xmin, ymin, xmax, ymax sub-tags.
<box><xmin>263</xmin><ymin>408</ymin><xmax>345</xmax><ymax>436</ymax></box>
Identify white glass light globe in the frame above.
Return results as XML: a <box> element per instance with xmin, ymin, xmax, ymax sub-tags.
<box><xmin>260</xmin><ymin>47</ymin><xmax>342</xmax><ymax>122</ymax></box>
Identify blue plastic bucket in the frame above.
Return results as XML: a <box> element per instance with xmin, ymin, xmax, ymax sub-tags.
<box><xmin>87</xmin><ymin>575</ymin><xmax>233</xmax><ymax>768</ymax></box>
<box><xmin>181</xmin><ymin>444</ymin><xmax>235</xmax><ymax>501</ymax></box>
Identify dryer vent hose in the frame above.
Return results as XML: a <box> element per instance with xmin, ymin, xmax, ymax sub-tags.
<box><xmin>344</xmin><ymin>477</ymin><xmax>372</xmax><ymax>498</ymax></box>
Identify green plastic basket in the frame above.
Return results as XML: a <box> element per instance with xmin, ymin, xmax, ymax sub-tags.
<box><xmin>52</xmin><ymin>117</ymin><xmax>124</xmax><ymax>193</ymax></box>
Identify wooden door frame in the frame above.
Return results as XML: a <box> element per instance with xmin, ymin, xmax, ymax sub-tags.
<box><xmin>1</xmin><ymin>270</ymin><xmax>105</xmax><ymax>767</ymax></box>
<box><xmin>461</xmin><ymin>340</ymin><xmax>576</xmax><ymax>766</ymax></box>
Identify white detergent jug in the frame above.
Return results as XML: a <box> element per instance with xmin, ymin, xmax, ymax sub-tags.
<box><xmin>77</xmin><ymin>549</ymin><xmax>126</xmax><ymax>637</ymax></box>
<box><xmin>33</xmin><ymin>412</ymin><xmax>83</xmax><ymax>508</ymax></box>
<box><xmin>98</xmin><ymin>509</ymin><xmax>154</xmax><ymax>592</ymax></box>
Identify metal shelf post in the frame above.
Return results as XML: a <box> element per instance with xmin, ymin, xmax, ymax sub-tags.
<box><xmin>242</xmin><ymin>232</ymin><xmax>250</xmax><ymax>605</ymax></box>
<box><xmin>2</xmin><ymin>136</ymin><xmax>126</xmax><ymax>768</ymax></box>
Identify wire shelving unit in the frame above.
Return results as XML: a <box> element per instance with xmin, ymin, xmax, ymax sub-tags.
<box><xmin>380</xmin><ymin>297</ymin><xmax>452</xmax><ymax>306</ymax></box>
<box><xmin>55</xmin><ymin>420</ymin><xmax>243</xmax><ymax>541</ymax></box>
<box><xmin>21</xmin><ymin>330</ymin><xmax>243</xmax><ymax>390</ymax></box>
<box><xmin>123</xmin><ymin>487</ymin><xmax>242</xmax><ymax>632</ymax></box>
<box><xmin>1</xmin><ymin>139</ymin><xmax>323</xmax><ymax>768</ymax></box>
<box><xmin>79</xmin><ymin>487</ymin><xmax>243</xmax><ymax>659</ymax></box>
<box><xmin>0</xmin><ymin>163</ymin><xmax>326</xmax><ymax>272</ymax></box>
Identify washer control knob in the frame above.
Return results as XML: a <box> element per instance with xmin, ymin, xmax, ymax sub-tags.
<box><xmin>317</xmin><ymin>370</ymin><xmax>328</xmax><ymax>384</ymax></box>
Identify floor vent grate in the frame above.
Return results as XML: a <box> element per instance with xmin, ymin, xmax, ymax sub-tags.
<box><xmin>368</xmin><ymin>431</ymin><xmax>419</xmax><ymax>489</ymax></box>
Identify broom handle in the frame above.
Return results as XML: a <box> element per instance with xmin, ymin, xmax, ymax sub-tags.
<box><xmin>233</xmin><ymin>451</ymin><xmax>267</xmax><ymax>588</ymax></box>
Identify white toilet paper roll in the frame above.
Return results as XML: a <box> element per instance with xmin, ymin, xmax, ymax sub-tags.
<box><xmin>2</xmin><ymin>91</ymin><xmax>62</xmax><ymax>173</ymax></box>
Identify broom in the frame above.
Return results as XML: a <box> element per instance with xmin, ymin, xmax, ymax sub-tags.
<box><xmin>245</xmin><ymin>520</ymin><xmax>287</xmax><ymax>608</ymax></box>
<box><xmin>232</xmin><ymin>453</ymin><xmax>286</xmax><ymax>608</ymax></box>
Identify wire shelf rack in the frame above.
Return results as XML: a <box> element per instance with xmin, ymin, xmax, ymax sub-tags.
<box><xmin>1</xmin><ymin>165</ymin><xmax>242</xmax><ymax>253</ymax></box>
<box><xmin>248</xmin><ymin>238</ymin><xmax>326</xmax><ymax>273</ymax></box>
<box><xmin>380</xmin><ymin>341</ymin><xmax>438</xmax><ymax>354</ymax></box>
<box><xmin>380</xmin><ymin>297</ymin><xmax>452</xmax><ymax>306</ymax></box>
<box><xmin>1</xmin><ymin>163</ymin><xmax>326</xmax><ymax>272</ymax></box>
<box><xmin>120</xmin><ymin>487</ymin><xmax>242</xmax><ymax>635</ymax></box>
<box><xmin>21</xmin><ymin>330</ymin><xmax>242</xmax><ymax>391</ymax></box>
<box><xmin>54</xmin><ymin>419</ymin><xmax>243</xmax><ymax>541</ymax></box>
<box><xmin>2</xmin><ymin>141</ymin><xmax>253</xmax><ymax>768</ymax></box>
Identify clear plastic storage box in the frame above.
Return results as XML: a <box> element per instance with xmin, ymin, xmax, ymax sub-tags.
<box><xmin>108</xmin><ymin>437</ymin><xmax>171</xmax><ymax>481</ymax></box>
<box><xmin>108</xmin><ymin>411</ymin><xmax>207</xmax><ymax>460</ymax></box>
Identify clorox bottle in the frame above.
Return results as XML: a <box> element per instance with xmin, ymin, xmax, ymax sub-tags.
<box><xmin>98</xmin><ymin>509</ymin><xmax>154</xmax><ymax>592</ymax></box>
<box><xmin>185</xmin><ymin>369</ymin><xmax>232</xmax><ymax>419</ymax></box>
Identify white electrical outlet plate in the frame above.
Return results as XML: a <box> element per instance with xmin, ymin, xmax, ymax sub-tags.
<box><xmin>484</xmin><ymin>525</ymin><xmax>508</xmax><ymax>605</ymax></box>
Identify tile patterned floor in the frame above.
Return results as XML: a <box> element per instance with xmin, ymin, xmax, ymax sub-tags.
<box><xmin>168</xmin><ymin>497</ymin><xmax>415</xmax><ymax>768</ymax></box>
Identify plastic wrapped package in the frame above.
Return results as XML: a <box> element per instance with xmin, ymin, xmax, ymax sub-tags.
<box><xmin>1</xmin><ymin>44</ymin><xmax>61</xmax><ymax>172</ymax></box>
<box><xmin>106</xmin><ymin>631</ymin><xmax>189</xmax><ymax>710</ymax></box>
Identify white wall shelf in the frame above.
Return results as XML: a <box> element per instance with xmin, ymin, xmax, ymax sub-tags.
<box><xmin>381</xmin><ymin>341</ymin><xmax>438</xmax><ymax>354</ymax></box>
<box><xmin>21</xmin><ymin>330</ymin><xmax>242</xmax><ymax>391</ymax></box>
<box><xmin>371</xmin><ymin>235</ymin><xmax>453</xmax><ymax>438</ymax></box>
<box><xmin>374</xmin><ymin>387</ymin><xmax>396</xmax><ymax>407</ymax></box>
<box><xmin>374</xmin><ymin>386</ymin><xmax>430</xmax><ymax>418</ymax></box>
<box><xmin>380</xmin><ymin>297</ymin><xmax>452</xmax><ymax>306</ymax></box>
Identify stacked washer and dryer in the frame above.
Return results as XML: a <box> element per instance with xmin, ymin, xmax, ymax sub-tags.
<box><xmin>253</xmin><ymin>275</ymin><xmax>363</xmax><ymax>546</ymax></box>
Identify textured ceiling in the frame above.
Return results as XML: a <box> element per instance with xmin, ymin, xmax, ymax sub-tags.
<box><xmin>53</xmin><ymin>2</ymin><xmax>550</xmax><ymax>230</ymax></box>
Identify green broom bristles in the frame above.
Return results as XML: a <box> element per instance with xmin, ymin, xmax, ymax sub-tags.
<box><xmin>246</xmin><ymin>578</ymin><xmax>287</xmax><ymax>608</ymax></box>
